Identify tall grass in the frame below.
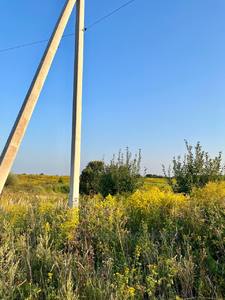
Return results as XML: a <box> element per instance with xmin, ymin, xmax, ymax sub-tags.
<box><xmin>0</xmin><ymin>181</ymin><xmax>224</xmax><ymax>299</ymax></box>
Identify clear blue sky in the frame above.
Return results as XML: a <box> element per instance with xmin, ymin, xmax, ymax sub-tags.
<box><xmin>1</xmin><ymin>0</ymin><xmax>225</xmax><ymax>175</ymax></box>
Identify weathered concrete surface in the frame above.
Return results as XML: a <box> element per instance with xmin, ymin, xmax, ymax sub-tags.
<box><xmin>0</xmin><ymin>0</ymin><xmax>77</xmax><ymax>194</ymax></box>
<box><xmin>69</xmin><ymin>0</ymin><xmax>85</xmax><ymax>208</ymax></box>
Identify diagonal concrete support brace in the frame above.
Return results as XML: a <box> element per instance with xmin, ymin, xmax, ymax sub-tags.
<box><xmin>0</xmin><ymin>0</ymin><xmax>77</xmax><ymax>194</ymax></box>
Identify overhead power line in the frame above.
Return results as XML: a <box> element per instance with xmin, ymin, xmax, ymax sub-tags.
<box><xmin>84</xmin><ymin>0</ymin><xmax>136</xmax><ymax>31</ymax></box>
<box><xmin>0</xmin><ymin>0</ymin><xmax>137</xmax><ymax>54</ymax></box>
<box><xmin>0</xmin><ymin>33</ymin><xmax>74</xmax><ymax>54</ymax></box>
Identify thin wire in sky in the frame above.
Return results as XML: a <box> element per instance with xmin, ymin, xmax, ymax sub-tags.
<box><xmin>0</xmin><ymin>33</ymin><xmax>74</xmax><ymax>54</ymax></box>
<box><xmin>0</xmin><ymin>0</ymin><xmax>137</xmax><ymax>54</ymax></box>
<box><xmin>84</xmin><ymin>0</ymin><xmax>137</xmax><ymax>31</ymax></box>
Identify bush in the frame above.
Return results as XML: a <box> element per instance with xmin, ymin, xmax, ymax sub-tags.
<box><xmin>80</xmin><ymin>150</ymin><xmax>142</xmax><ymax>197</ymax></box>
<box><xmin>164</xmin><ymin>141</ymin><xmax>224</xmax><ymax>194</ymax></box>
<box><xmin>53</xmin><ymin>184</ymin><xmax>70</xmax><ymax>194</ymax></box>
<box><xmin>5</xmin><ymin>173</ymin><xmax>19</xmax><ymax>187</ymax></box>
<box><xmin>80</xmin><ymin>161</ymin><xmax>104</xmax><ymax>195</ymax></box>
<box><xmin>99</xmin><ymin>149</ymin><xmax>142</xmax><ymax>197</ymax></box>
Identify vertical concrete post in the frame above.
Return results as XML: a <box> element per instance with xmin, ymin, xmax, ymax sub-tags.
<box><xmin>69</xmin><ymin>0</ymin><xmax>85</xmax><ymax>208</ymax></box>
<box><xmin>0</xmin><ymin>0</ymin><xmax>77</xmax><ymax>194</ymax></box>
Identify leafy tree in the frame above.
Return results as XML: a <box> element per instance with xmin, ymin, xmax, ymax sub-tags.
<box><xmin>80</xmin><ymin>161</ymin><xmax>104</xmax><ymax>195</ymax></box>
<box><xmin>99</xmin><ymin>149</ymin><xmax>142</xmax><ymax>197</ymax></box>
<box><xmin>163</xmin><ymin>141</ymin><xmax>224</xmax><ymax>194</ymax></box>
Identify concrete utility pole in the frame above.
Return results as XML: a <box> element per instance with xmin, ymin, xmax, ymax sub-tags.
<box><xmin>0</xmin><ymin>0</ymin><xmax>78</xmax><ymax>195</ymax></box>
<box><xmin>69</xmin><ymin>0</ymin><xmax>85</xmax><ymax>208</ymax></box>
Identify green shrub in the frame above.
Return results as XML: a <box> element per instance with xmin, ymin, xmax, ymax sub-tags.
<box><xmin>99</xmin><ymin>149</ymin><xmax>142</xmax><ymax>197</ymax></box>
<box><xmin>59</xmin><ymin>184</ymin><xmax>70</xmax><ymax>194</ymax></box>
<box><xmin>53</xmin><ymin>184</ymin><xmax>70</xmax><ymax>194</ymax></box>
<box><xmin>164</xmin><ymin>141</ymin><xmax>223</xmax><ymax>194</ymax></box>
<box><xmin>80</xmin><ymin>161</ymin><xmax>104</xmax><ymax>195</ymax></box>
<box><xmin>80</xmin><ymin>150</ymin><xmax>142</xmax><ymax>197</ymax></box>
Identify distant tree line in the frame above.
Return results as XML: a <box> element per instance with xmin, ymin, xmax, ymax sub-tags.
<box><xmin>145</xmin><ymin>174</ymin><xmax>165</xmax><ymax>178</ymax></box>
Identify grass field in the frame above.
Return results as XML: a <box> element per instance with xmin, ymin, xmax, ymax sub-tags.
<box><xmin>9</xmin><ymin>174</ymin><xmax>70</xmax><ymax>194</ymax></box>
<box><xmin>143</xmin><ymin>177</ymin><xmax>168</xmax><ymax>189</ymax></box>
<box><xmin>0</xmin><ymin>175</ymin><xmax>224</xmax><ymax>299</ymax></box>
<box><xmin>5</xmin><ymin>175</ymin><xmax>170</xmax><ymax>198</ymax></box>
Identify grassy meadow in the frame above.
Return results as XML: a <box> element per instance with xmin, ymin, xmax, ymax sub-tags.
<box><xmin>0</xmin><ymin>174</ymin><xmax>224</xmax><ymax>299</ymax></box>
